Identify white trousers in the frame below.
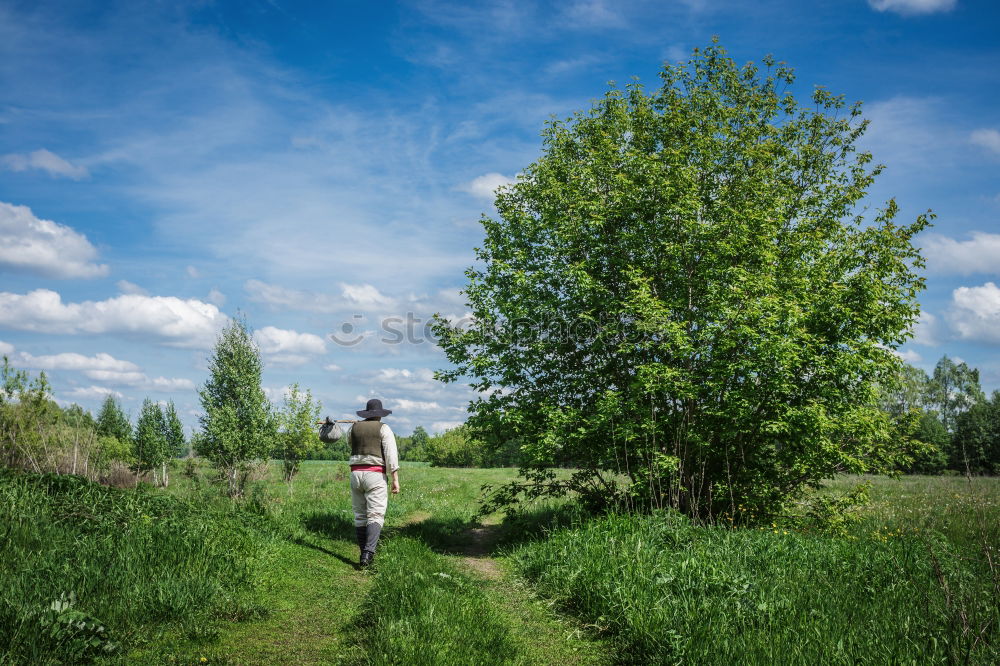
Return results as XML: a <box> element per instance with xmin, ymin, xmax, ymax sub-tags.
<box><xmin>350</xmin><ymin>470</ymin><xmax>388</xmax><ymax>527</ymax></box>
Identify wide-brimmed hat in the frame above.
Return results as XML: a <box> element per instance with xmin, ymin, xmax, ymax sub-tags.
<box><xmin>357</xmin><ymin>398</ymin><xmax>392</xmax><ymax>419</ymax></box>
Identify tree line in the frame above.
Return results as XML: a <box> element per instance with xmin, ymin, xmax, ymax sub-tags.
<box><xmin>882</xmin><ymin>355</ymin><xmax>999</xmax><ymax>476</ymax></box>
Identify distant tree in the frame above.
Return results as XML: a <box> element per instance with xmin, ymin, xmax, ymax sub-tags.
<box><xmin>61</xmin><ymin>404</ymin><xmax>96</xmax><ymax>431</ymax></box>
<box><xmin>400</xmin><ymin>425</ymin><xmax>430</xmax><ymax>461</ymax></box>
<box><xmin>951</xmin><ymin>392</ymin><xmax>1000</xmax><ymax>476</ymax></box>
<box><xmin>880</xmin><ymin>363</ymin><xmax>930</xmax><ymax>419</ymax></box>
<box><xmin>277</xmin><ymin>383</ymin><xmax>321</xmax><ymax>484</ymax></box>
<box><xmin>928</xmin><ymin>355</ymin><xmax>984</xmax><ymax>433</ymax></box>
<box><xmin>907</xmin><ymin>412</ymin><xmax>949</xmax><ymax>475</ymax></box>
<box><xmin>436</xmin><ymin>41</ymin><xmax>930</xmax><ymax>520</ymax></box>
<box><xmin>197</xmin><ymin>317</ymin><xmax>276</xmax><ymax>497</ymax></box>
<box><xmin>425</xmin><ymin>426</ymin><xmax>485</xmax><ymax>468</ymax></box>
<box><xmin>134</xmin><ymin>399</ymin><xmax>170</xmax><ymax>485</ymax></box>
<box><xmin>162</xmin><ymin>401</ymin><xmax>187</xmax><ymax>457</ymax></box>
<box><xmin>96</xmin><ymin>395</ymin><xmax>132</xmax><ymax>447</ymax></box>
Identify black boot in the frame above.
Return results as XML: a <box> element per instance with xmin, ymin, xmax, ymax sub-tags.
<box><xmin>355</xmin><ymin>525</ymin><xmax>368</xmax><ymax>566</ymax></box>
<box><xmin>361</xmin><ymin>522</ymin><xmax>382</xmax><ymax>567</ymax></box>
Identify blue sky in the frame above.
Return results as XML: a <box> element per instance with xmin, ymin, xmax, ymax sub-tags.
<box><xmin>1</xmin><ymin>0</ymin><xmax>998</xmax><ymax>435</ymax></box>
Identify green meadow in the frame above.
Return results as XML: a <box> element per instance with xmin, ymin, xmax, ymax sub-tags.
<box><xmin>2</xmin><ymin>462</ymin><xmax>997</xmax><ymax>665</ymax></box>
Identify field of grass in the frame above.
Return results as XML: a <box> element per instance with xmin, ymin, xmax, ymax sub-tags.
<box><xmin>2</xmin><ymin>461</ymin><xmax>997</xmax><ymax>664</ymax></box>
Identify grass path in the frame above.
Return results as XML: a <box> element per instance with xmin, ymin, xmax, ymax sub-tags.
<box><xmin>136</xmin><ymin>465</ymin><xmax>607</xmax><ymax>664</ymax></box>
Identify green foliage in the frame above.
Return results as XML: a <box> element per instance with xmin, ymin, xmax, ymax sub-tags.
<box><xmin>801</xmin><ymin>481</ymin><xmax>871</xmax><ymax>535</ymax></box>
<box><xmin>354</xmin><ymin>537</ymin><xmax>518</xmax><ymax>665</ymax></box>
<box><xmin>511</xmin><ymin>506</ymin><xmax>998</xmax><ymax>664</ymax></box>
<box><xmin>95</xmin><ymin>394</ymin><xmax>132</xmax><ymax>446</ymax></box>
<box><xmin>2</xmin><ymin>359</ymin><xmax>128</xmax><ymax>479</ymax></box>
<box><xmin>398</xmin><ymin>425</ymin><xmax>430</xmax><ymax>461</ymax></box>
<box><xmin>197</xmin><ymin>317</ymin><xmax>276</xmax><ymax>497</ymax></box>
<box><xmin>276</xmin><ymin>383</ymin><xmax>321</xmax><ymax>483</ymax></box>
<box><xmin>134</xmin><ymin>399</ymin><xmax>169</xmax><ymax>479</ymax></box>
<box><xmin>162</xmin><ymin>400</ymin><xmax>186</xmax><ymax>458</ymax></box>
<box><xmin>424</xmin><ymin>425</ymin><xmax>484</xmax><ymax>467</ymax></box>
<box><xmin>952</xmin><ymin>392</ymin><xmax>1000</xmax><ymax>475</ymax></box>
<box><xmin>435</xmin><ymin>41</ymin><xmax>930</xmax><ymax>519</ymax></box>
<box><xmin>929</xmin><ymin>355</ymin><xmax>984</xmax><ymax>434</ymax></box>
<box><xmin>0</xmin><ymin>469</ymin><xmax>278</xmax><ymax>664</ymax></box>
<box><xmin>909</xmin><ymin>412</ymin><xmax>950</xmax><ymax>474</ymax></box>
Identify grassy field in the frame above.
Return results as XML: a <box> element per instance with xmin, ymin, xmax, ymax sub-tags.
<box><xmin>1</xmin><ymin>462</ymin><xmax>997</xmax><ymax>664</ymax></box>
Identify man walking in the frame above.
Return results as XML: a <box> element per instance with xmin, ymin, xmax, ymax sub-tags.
<box><xmin>322</xmin><ymin>398</ymin><xmax>400</xmax><ymax>567</ymax></box>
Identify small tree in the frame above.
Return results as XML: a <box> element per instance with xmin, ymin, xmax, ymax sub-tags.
<box><xmin>159</xmin><ymin>400</ymin><xmax>186</xmax><ymax>486</ymax></box>
<box><xmin>436</xmin><ymin>41</ymin><xmax>930</xmax><ymax>521</ymax></box>
<box><xmin>928</xmin><ymin>355</ymin><xmax>984</xmax><ymax>433</ymax></box>
<box><xmin>277</xmin><ymin>383</ymin><xmax>321</xmax><ymax>485</ymax></box>
<box><xmin>96</xmin><ymin>395</ymin><xmax>132</xmax><ymax>449</ymax></box>
<box><xmin>198</xmin><ymin>317</ymin><xmax>276</xmax><ymax>497</ymax></box>
<box><xmin>134</xmin><ymin>399</ymin><xmax>170</xmax><ymax>485</ymax></box>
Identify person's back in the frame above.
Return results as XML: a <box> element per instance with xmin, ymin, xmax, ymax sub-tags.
<box><xmin>323</xmin><ymin>398</ymin><xmax>399</xmax><ymax>566</ymax></box>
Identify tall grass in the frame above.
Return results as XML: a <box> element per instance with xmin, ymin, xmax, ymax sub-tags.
<box><xmin>510</xmin><ymin>477</ymin><xmax>1000</xmax><ymax>664</ymax></box>
<box><xmin>0</xmin><ymin>469</ymin><xmax>281</xmax><ymax>664</ymax></box>
<box><xmin>353</xmin><ymin>537</ymin><xmax>519</xmax><ymax>665</ymax></box>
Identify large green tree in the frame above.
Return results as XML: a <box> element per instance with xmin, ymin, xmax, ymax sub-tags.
<box><xmin>197</xmin><ymin>317</ymin><xmax>276</xmax><ymax>497</ymax></box>
<box><xmin>435</xmin><ymin>41</ymin><xmax>930</xmax><ymax>521</ymax></box>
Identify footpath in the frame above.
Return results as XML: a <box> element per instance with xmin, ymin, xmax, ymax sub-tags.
<box><xmin>140</xmin><ymin>509</ymin><xmax>606</xmax><ymax>665</ymax></box>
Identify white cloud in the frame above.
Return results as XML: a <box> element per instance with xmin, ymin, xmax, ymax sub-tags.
<box><xmin>971</xmin><ymin>129</ymin><xmax>1000</xmax><ymax>155</ymax></box>
<box><xmin>66</xmin><ymin>386</ymin><xmax>123</xmax><ymax>400</ymax></box>
<box><xmin>116</xmin><ymin>280</ymin><xmax>148</xmax><ymax>295</ymax></box>
<box><xmin>923</xmin><ymin>232</ymin><xmax>1000</xmax><ymax>275</ymax></box>
<box><xmin>949</xmin><ymin>282</ymin><xmax>1000</xmax><ymax>344</ymax></box>
<box><xmin>7</xmin><ymin>347</ymin><xmax>194</xmax><ymax>391</ymax></box>
<box><xmin>341</xmin><ymin>283</ymin><xmax>396</xmax><ymax>309</ymax></box>
<box><xmin>868</xmin><ymin>0</ymin><xmax>956</xmax><ymax>15</ymax></box>
<box><xmin>895</xmin><ymin>348</ymin><xmax>923</xmax><ymax>364</ymax></box>
<box><xmin>253</xmin><ymin>325</ymin><xmax>327</xmax><ymax>355</ymax></box>
<box><xmin>911</xmin><ymin>310</ymin><xmax>942</xmax><ymax>346</ymax></box>
<box><xmin>431</xmin><ymin>420</ymin><xmax>464</xmax><ymax>434</ymax></box>
<box><xmin>186</xmin><ymin>265</ymin><xmax>200</xmax><ymax>278</ymax></box>
<box><xmin>0</xmin><ymin>289</ymin><xmax>228</xmax><ymax>348</ymax></box>
<box><xmin>245</xmin><ymin>279</ymin><xmax>340</xmax><ymax>313</ymax></box>
<box><xmin>207</xmin><ymin>288</ymin><xmax>225</xmax><ymax>307</ymax></box>
<box><xmin>0</xmin><ymin>340</ymin><xmax>14</xmax><ymax>355</ymax></box>
<box><xmin>324</xmin><ymin>363</ymin><xmax>342</xmax><ymax>372</ymax></box>
<box><xmin>1</xmin><ymin>148</ymin><xmax>89</xmax><ymax>179</ymax></box>
<box><xmin>565</xmin><ymin>0</ymin><xmax>627</xmax><ymax>28</ymax></box>
<box><xmin>0</xmin><ymin>201</ymin><xmax>108</xmax><ymax>279</ymax></box>
<box><xmin>457</xmin><ymin>172</ymin><xmax>514</xmax><ymax>201</ymax></box>
<box><xmin>13</xmin><ymin>350</ymin><xmax>140</xmax><ymax>373</ymax></box>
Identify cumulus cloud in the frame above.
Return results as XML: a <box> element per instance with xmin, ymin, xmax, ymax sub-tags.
<box><xmin>971</xmin><ymin>129</ymin><xmax>1000</xmax><ymax>155</ymax></box>
<box><xmin>867</xmin><ymin>0</ymin><xmax>956</xmax><ymax>15</ymax></box>
<box><xmin>1</xmin><ymin>148</ymin><xmax>89</xmax><ymax>179</ymax></box>
<box><xmin>324</xmin><ymin>363</ymin><xmax>342</xmax><ymax>372</ymax></box>
<box><xmin>66</xmin><ymin>386</ymin><xmax>123</xmax><ymax>400</ymax></box>
<box><xmin>0</xmin><ymin>201</ymin><xmax>108</xmax><ymax>278</ymax></box>
<box><xmin>0</xmin><ymin>289</ymin><xmax>228</xmax><ymax>348</ymax></box>
<box><xmin>923</xmin><ymin>232</ymin><xmax>1000</xmax><ymax>275</ymax></box>
<box><xmin>13</xmin><ymin>350</ymin><xmax>140</xmax><ymax>373</ymax></box>
<box><xmin>253</xmin><ymin>326</ymin><xmax>327</xmax><ymax>355</ymax></box>
<box><xmin>341</xmin><ymin>283</ymin><xmax>395</xmax><ymax>309</ymax></box>
<box><xmin>7</xmin><ymin>347</ymin><xmax>195</xmax><ymax>391</ymax></box>
<box><xmin>457</xmin><ymin>172</ymin><xmax>514</xmax><ymax>201</ymax></box>
<box><xmin>949</xmin><ymin>282</ymin><xmax>1000</xmax><ymax>344</ymax></box>
<box><xmin>0</xmin><ymin>340</ymin><xmax>14</xmax><ymax>355</ymax></box>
